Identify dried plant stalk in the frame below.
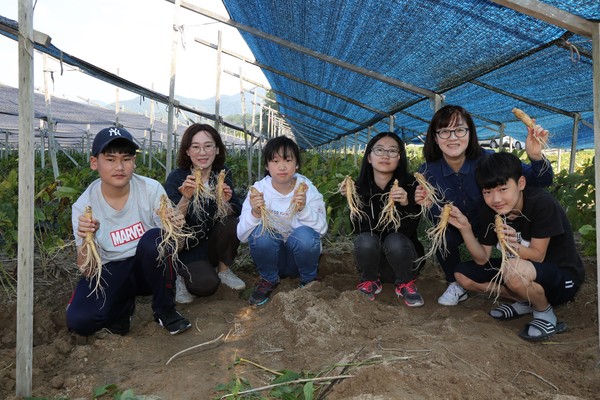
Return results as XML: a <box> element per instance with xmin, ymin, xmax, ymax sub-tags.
<box><xmin>375</xmin><ymin>179</ymin><xmax>402</xmax><ymax>231</ymax></box>
<box><xmin>215</xmin><ymin>170</ymin><xmax>232</xmax><ymax>220</ymax></box>
<box><xmin>512</xmin><ymin>107</ymin><xmax>548</xmax><ymax>149</ymax></box>
<box><xmin>417</xmin><ymin>203</ymin><xmax>452</xmax><ymax>263</ymax></box>
<box><xmin>156</xmin><ymin>195</ymin><xmax>195</xmax><ymax>270</ymax></box>
<box><xmin>340</xmin><ymin>175</ymin><xmax>367</xmax><ymax>223</ymax></box>
<box><xmin>80</xmin><ymin>206</ymin><xmax>105</xmax><ymax>297</ymax></box>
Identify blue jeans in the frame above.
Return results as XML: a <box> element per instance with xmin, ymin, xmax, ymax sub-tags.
<box><xmin>248</xmin><ymin>225</ymin><xmax>321</xmax><ymax>284</ymax></box>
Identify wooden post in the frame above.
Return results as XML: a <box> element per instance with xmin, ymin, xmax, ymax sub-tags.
<box><xmin>353</xmin><ymin>132</ymin><xmax>358</xmax><ymax>167</ymax></box>
<box><xmin>38</xmin><ymin>119</ymin><xmax>45</xmax><ymax>168</ymax></box>
<box><xmin>257</xmin><ymin>101</ymin><xmax>264</xmax><ymax>179</ymax></box>
<box><xmin>85</xmin><ymin>124</ymin><xmax>91</xmax><ymax>162</ymax></box>
<box><xmin>569</xmin><ymin>113</ymin><xmax>581</xmax><ymax>174</ymax></box>
<box><xmin>16</xmin><ymin>0</ymin><xmax>35</xmax><ymax>396</ymax></box>
<box><xmin>166</xmin><ymin>0</ymin><xmax>181</xmax><ymax>178</ymax></box>
<box><xmin>591</xmin><ymin>21</ymin><xmax>600</xmax><ymax>351</ymax></box>
<box><xmin>239</xmin><ymin>66</ymin><xmax>252</xmax><ymax>185</ymax></box>
<box><xmin>214</xmin><ymin>30</ymin><xmax>222</xmax><ymax>132</ymax></box>
<box><xmin>43</xmin><ymin>55</ymin><xmax>59</xmax><ymax>178</ymax></box>
<box><xmin>115</xmin><ymin>67</ymin><xmax>120</xmax><ymax>126</ymax></box>
<box><xmin>149</xmin><ymin>85</ymin><xmax>155</xmax><ymax>169</ymax></box>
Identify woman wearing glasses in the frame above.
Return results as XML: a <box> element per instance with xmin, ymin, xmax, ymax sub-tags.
<box><xmin>164</xmin><ymin>123</ymin><xmax>246</xmax><ymax>303</ymax></box>
<box><xmin>416</xmin><ymin>105</ymin><xmax>551</xmax><ymax>307</ymax></box>
<box><xmin>340</xmin><ymin>132</ymin><xmax>425</xmax><ymax>307</ymax></box>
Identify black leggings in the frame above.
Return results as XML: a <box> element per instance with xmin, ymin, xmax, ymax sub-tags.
<box><xmin>178</xmin><ymin>215</ymin><xmax>240</xmax><ymax>296</ymax></box>
<box><xmin>354</xmin><ymin>232</ymin><xmax>419</xmax><ymax>284</ymax></box>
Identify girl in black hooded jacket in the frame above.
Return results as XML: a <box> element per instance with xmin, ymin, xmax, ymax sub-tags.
<box><xmin>342</xmin><ymin>132</ymin><xmax>424</xmax><ymax>307</ymax></box>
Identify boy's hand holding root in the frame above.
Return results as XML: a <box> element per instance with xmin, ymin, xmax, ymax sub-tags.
<box><xmin>77</xmin><ymin>214</ymin><xmax>100</xmax><ymax>240</ymax></box>
<box><xmin>512</xmin><ymin>108</ymin><xmax>549</xmax><ymax>160</ymax></box>
<box><xmin>525</xmin><ymin>123</ymin><xmax>549</xmax><ymax>161</ymax></box>
<box><xmin>445</xmin><ymin>205</ymin><xmax>471</xmax><ymax>232</ymax></box>
<box><xmin>495</xmin><ymin>219</ymin><xmax>520</xmax><ymax>256</ymax></box>
<box><xmin>76</xmin><ymin>213</ymin><xmax>100</xmax><ymax>278</ymax></box>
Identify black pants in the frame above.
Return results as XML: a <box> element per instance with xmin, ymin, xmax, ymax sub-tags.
<box><xmin>354</xmin><ymin>232</ymin><xmax>419</xmax><ymax>284</ymax></box>
<box><xmin>66</xmin><ymin>228</ymin><xmax>176</xmax><ymax>336</ymax></box>
<box><xmin>178</xmin><ymin>215</ymin><xmax>240</xmax><ymax>296</ymax></box>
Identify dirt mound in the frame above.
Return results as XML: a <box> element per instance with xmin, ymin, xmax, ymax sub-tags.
<box><xmin>1</xmin><ymin>249</ymin><xmax>599</xmax><ymax>399</ymax></box>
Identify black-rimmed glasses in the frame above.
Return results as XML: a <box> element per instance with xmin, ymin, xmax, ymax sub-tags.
<box><xmin>189</xmin><ymin>143</ymin><xmax>216</xmax><ymax>154</ymax></box>
<box><xmin>436</xmin><ymin>127</ymin><xmax>469</xmax><ymax>139</ymax></box>
<box><xmin>371</xmin><ymin>147</ymin><xmax>400</xmax><ymax>158</ymax></box>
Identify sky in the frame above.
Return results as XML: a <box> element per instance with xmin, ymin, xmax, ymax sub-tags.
<box><xmin>0</xmin><ymin>0</ymin><xmax>270</xmax><ymax>104</ymax></box>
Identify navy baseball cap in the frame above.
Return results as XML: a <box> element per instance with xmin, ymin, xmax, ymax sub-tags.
<box><xmin>92</xmin><ymin>127</ymin><xmax>139</xmax><ymax>156</ymax></box>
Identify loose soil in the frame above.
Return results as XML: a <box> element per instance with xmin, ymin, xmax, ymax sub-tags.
<box><xmin>1</xmin><ymin>241</ymin><xmax>599</xmax><ymax>399</ymax></box>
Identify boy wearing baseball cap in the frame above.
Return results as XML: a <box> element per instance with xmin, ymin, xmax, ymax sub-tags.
<box><xmin>67</xmin><ymin>127</ymin><xmax>192</xmax><ymax>336</ymax></box>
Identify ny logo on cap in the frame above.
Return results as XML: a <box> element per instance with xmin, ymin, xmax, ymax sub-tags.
<box><xmin>108</xmin><ymin>128</ymin><xmax>122</xmax><ymax>137</ymax></box>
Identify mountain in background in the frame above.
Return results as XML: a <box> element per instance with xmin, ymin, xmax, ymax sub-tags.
<box><xmin>104</xmin><ymin>88</ymin><xmax>267</xmax><ymax>121</ymax></box>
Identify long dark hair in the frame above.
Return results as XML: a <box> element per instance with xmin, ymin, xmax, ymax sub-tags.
<box><xmin>422</xmin><ymin>105</ymin><xmax>483</xmax><ymax>162</ymax></box>
<box><xmin>176</xmin><ymin>123</ymin><xmax>227</xmax><ymax>170</ymax></box>
<box><xmin>356</xmin><ymin>132</ymin><xmax>409</xmax><ymax>196</ymax></box>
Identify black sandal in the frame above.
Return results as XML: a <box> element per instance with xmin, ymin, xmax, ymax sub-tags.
<box><xmin>518</xmin><ymin>318</ymin><xmax>567</xmax><ymax>342</ymax></box>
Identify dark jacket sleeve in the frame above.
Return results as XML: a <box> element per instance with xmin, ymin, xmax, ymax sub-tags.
<box><xmin>522</xmin><ymin>158</ymin><xmax>553</xmax><ymax>187</ymax></box>
<box><xmin>223</xmin><ymin>167</ymin><xmax>242</xmax><ymax>217</ymax></box>
<box><xmin>164</xmin><ymin>168</ymin><xmax>187</xmax><ymax>204</ymax></box>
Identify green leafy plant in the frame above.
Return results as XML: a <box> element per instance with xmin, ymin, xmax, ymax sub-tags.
<box><xmin>551</xmin><ymin>156</ymin><xmax>595</xmax><ymax>254</ymax></box>
<box><xmin>214</xmin><ymin>358</ymin><xmax>319</xmax><ymax>400</ymax></box>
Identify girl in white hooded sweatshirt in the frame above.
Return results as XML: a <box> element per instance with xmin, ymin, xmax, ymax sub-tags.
<box><xmin>237</xmin><ymin>136</ymin><xmax>328</xmax><ymax>305</ymax></box>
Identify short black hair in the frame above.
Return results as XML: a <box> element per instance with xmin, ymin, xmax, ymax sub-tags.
<box><xmin>476</xmin><ymin>152</ymin><xmax>522</xmax><ymax>190</ymax></box>
<box><xmin>100</xmin><ymin>139</ymin><xmax>138</xmax><ymax>156</ymax></box>
<box><xmin>263</xmin><ymin>136</ymin><xmax>301</xmax><ymax>176</ymax></box>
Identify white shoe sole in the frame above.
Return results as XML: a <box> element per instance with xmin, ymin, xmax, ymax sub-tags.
<box><xmin>438</xmin><ymin>292</ymin><xmax>468</xmax><ymax>306</ymax></box>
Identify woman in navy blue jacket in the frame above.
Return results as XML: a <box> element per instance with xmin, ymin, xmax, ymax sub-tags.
<box><xmin>164</xmin><ymin>124</ymin><xmax>245</xmax><ymax>302</ymax></box>
<box><xmin>415</xmin><ymin>105</ymin><xmax>552</xmax><ymax>306</ymax></box>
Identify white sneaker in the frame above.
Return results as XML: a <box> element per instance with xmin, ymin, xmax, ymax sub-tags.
<box><xmin>218</xmin><ymin>269</ymin><xmax>246</xmax><ymax>290</ymax></box>
<box><xmin>438</xmin><ymin>282</ymin><xmax>468</xmax><ymax>306</ymax></box>
<box><xmin>175</xmin><ymin>275</ymin><xmax>194</xmax><ymax>304</ymax></box>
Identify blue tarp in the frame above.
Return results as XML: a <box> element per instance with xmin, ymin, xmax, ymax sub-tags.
<box><xmin>222</xmin><ymin>0</ymin><xmax>598</xmax><ymax>149</ymax></box>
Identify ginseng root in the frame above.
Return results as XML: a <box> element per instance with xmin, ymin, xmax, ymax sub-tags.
<box><xmin>375</xmin><ymin>179</ymin><xmax>402</xmax><ymax>231</ymax></box>
<box><xmin>191</xmin><ymin>166</ymin><xmax>215</xmax><ymax>220</ymax></box>
<box><xmin>414</xmin><ymin>172</ymin><xmax>445</xmax><ymax>218</ymax></box>
<box><xmin>487</xmin><ymin>214</ymin><xmax>522</xmax><ymax>301</ymax></box>
<box><xmin>512</xmin><ymin>107</ymin><xmax>548</xmax><ymax>149</ymax></box>
<box><xmin>287</xmin><ymin>181</ymin><xmax>309</xmax><ymax>216</ymax></box>
<box><xmin>80</xmin><ymin>206</ymin><xmax>105</xmax><ymax>297</ymax></box>
<box><xmin>340</xmin><ymin>175</ymin><xmax>367</xmax><ymax>223</ymax></box>
<box><xmin>417</xmin><ymin>203</ymin><xmax>452</xmax><ymax>263</ymax></box>
<box><xmin>156</xmin><ymin>195</ymin><xmax>194</xmax><ymax>270</ymax></box>
<box><xmin>215</xmin><ymin>170</ymin><xmax>232</xmax><ymax>220</ymax></box>
<box><xmin>250</xmin><ymin>186</ymin><xmax>277</xmax><ymax>236</ymax></box>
